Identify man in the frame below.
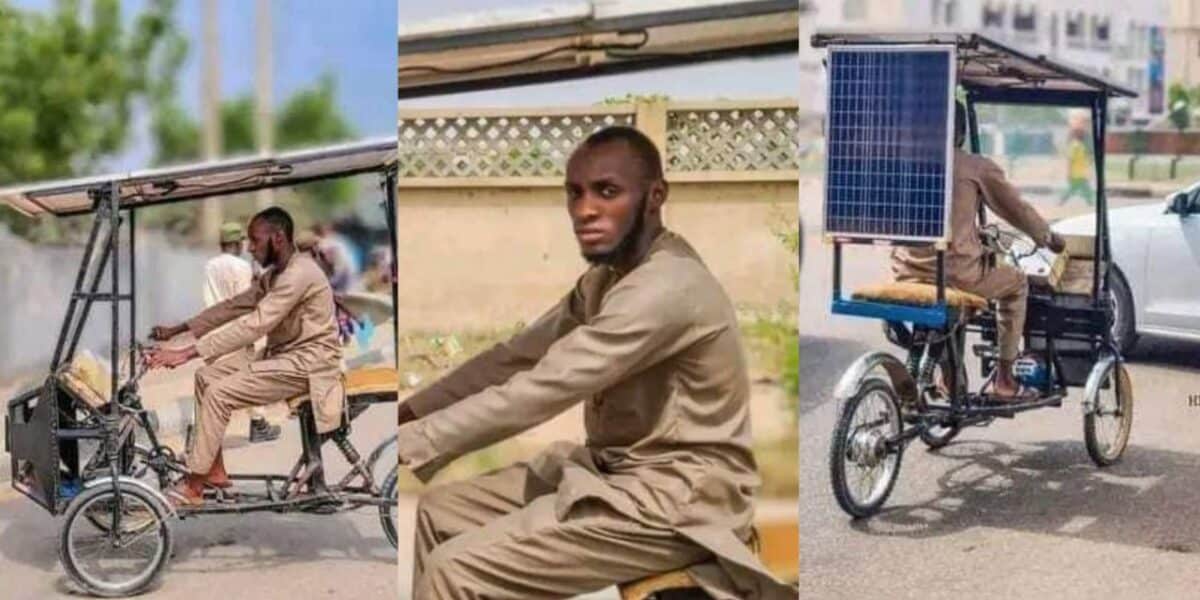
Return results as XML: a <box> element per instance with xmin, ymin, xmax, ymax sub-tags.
<box><xmin>311</xmin><ymin>223</ymin><xmax>358</xmax><ymax>292</ymax></box>
<box><xmin>893</xmin><ymin>102</ymin><xmax>1066</xmax><ymax>400</ymax></box>
<box><xmin>396</xmin><ymin>127</ymin><xmax>792</xmax><ymax>599</ymax></box>
<box><xmin>146</xmin><ymin>207</ymin><xmax>344</xmax><ymax>507</ymax></box>
<box><xmin>203</xmin><ymin>221</ymin><xmax>281</xmax><ymax>443</ymax></box>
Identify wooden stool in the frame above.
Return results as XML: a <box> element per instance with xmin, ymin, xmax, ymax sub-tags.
<box><xmin>618</xmin><ymin>529</ymin><xmax>763</xmax><ymax>600</ymax></box>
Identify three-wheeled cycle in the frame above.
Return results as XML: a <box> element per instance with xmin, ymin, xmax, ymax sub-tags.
<box><xmin>3</xmin><ymin>138</ymin><xmax>401</xmax><ymax>595</ymax></box>
<box><xmin>811</xmin><ymin>33</ymin><xmax>1135</xmax><ymax>518</ymax></box>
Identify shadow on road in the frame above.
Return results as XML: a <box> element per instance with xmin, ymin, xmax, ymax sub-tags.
<box><xmin>849</xmin><ymin>439</ymin><xmax>1200</xmax><ymax>553</ymax></box>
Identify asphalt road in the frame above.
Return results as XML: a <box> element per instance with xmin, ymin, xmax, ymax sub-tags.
<box><xmin>0</xmin><ymin>403</ymin><xmax>398</xmax><ymax>600</ymax></box>
<box><xmin>798</xmin><ymin>182</ymin><xmax>1200</xmax><ymax>599</ymax></box>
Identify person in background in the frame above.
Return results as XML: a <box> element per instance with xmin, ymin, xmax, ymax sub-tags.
<box><xmin>361</xmin><ymin>246</ymin><xmax>394</xmax><ymax>295</ymax></box>
<box><xmin>1059</xmin><ymin>119</ymin><xmax>1095</xmax><ymax>206</ymax></box>
<box><xmin>204</xmin><ymin>222</ymin><xmax>281</xmax><ymax>443</ymax></box>
<box><xmin>312</xmin><ymin>223</ymin><xmax>358</xmax><ymax>292</ymax></box>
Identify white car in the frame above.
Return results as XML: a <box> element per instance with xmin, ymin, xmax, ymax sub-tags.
<box><xmin>1053</xmin><ymin>189</ymin><xmax>1200</xmax><ymax>354</ymax></box>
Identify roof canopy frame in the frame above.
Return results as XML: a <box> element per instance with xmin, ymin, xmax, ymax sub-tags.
<box><xmin>0</xmin><ymin>137</ymin><xmax>398</xmax><ymax>218</ymax></box>
<box><xmin>811</xmin><ymin>31</ymin><xmax>1138</xmax><ymax>100</ymax></box>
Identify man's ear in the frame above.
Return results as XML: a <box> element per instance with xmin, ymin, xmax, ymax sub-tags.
<box><xmin>647</xmin><ymin>179</ymin><xmax>668</xmax><ymax>213</ymax></box>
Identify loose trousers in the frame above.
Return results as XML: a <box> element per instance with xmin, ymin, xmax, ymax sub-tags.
<box><xmin>188</xmin><ymin>353</ymin><xmax>308</xmax><ymax>474</ymax></box>
<box><xmin>413</xmin><ymin>462</ymin><xmax>712</xmax><ymax>599</ymax></box>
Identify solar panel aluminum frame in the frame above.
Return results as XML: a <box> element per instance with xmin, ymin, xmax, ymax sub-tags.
<box><xmin>822</xmin><ymin>43</ymin><xmax>957</xmax><ymax>246</ymax></box>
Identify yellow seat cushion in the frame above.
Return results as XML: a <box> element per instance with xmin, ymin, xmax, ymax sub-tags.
<box><xmin>852</xmin><ymin>281</ymin><xmax>987</xmax><ymax>312</ymax></box>
<box><xmin>285</xmin><ymin>366</ymin><xmax>398</xmax><ymax>410</ymax></box>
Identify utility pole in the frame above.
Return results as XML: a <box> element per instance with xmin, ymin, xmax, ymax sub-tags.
<box><xmin>255</xmin><ymin>0</ymin><xmax>274</xmax><ymax>209</ymax></box>
<box><xmin>200</xmin><ymin>0</ymin><xmax>222</xmax><ymax>241</ymax></box>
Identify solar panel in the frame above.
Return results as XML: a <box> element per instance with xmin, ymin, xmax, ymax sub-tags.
<box><xmin>823</xmin><ymin>45</ymin><xmax>956</xmax><ymax>242</ymax></box>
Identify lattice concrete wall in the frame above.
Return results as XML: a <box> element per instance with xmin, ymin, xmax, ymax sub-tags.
<box><xmin>398</xmin><ymin>100</ymin><xmax>802</xmax><ymax>180</ymax></box>
<box><xmin>666</xmin><ymin>104</ymin><xmax>801</xmax><ymax>173</ymax></box>
<box><xmin>398</xmin><ymin>110</ymin><xmax>636</xmax><ymax>179</ymax></box>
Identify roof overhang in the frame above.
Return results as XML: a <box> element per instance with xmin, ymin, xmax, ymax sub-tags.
<box><xmin>811</xmin><ymin>30</ymin><xmax>1138</xmax><ymax>104</ymax></box>
<box><xmin>0</xmin><ymin>137</ymin><xmax>397</xmax><ymax>218</ymax></box>
<box><xmin>399</xmin><ymin>0</ymin><xmax>806</xmax><ymax>98</ymax></box>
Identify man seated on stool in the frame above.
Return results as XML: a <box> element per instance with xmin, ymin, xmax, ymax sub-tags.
<box><xmin>396</xmin><ymin>127</ymin><xmax>792</xmax><ymax>599</ymax></box>
<box><xmin>892</xmin><ymin>101</ymin><xmax>1066</xmax><ymax>401</ymax></box>
<box><xmin>146</xmin><ymin>207</ymin><xmax>344</xmax><ymax>507</ymax></box>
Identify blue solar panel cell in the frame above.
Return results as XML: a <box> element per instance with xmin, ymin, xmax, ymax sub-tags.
<box><xmin>823</xmin><ymin>46</ymin><xmax>955</xmax><ymax>241</ymax></box>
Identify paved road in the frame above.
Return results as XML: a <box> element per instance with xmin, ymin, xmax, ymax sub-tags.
<box><xmin>0</xmin><ymin>403</ymin><xmax>398</xmax><ymax>599</ymax></box>
<box><xmin>798</xmin><ymin>182</ymin><xmax>1200</xmax><ymax>599</ymax></box>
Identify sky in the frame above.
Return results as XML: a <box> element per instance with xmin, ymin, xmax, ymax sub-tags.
<box><xmin>13</xmin><ymin>0</ymin><xmax>396</xmax><ymax>170</ymax></box>
<box><xmin>398</xmin><ymin>0</ymin><xmax>800</xmax><ymax>107</ymax></box>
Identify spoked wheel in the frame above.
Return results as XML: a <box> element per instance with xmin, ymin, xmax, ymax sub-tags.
<box><xmin>1084</xmin><ymin>361</ymin><xmax>1133</xmax><ymax>466</ymax></box>
<box><xmin>829</xmin><ymin>378</ymin><xmax>904</xmax><ymax>518</ymax></box>
<box><xmin>60</xmin><ymin>481</ymin><xmax>173</xmax><ymax>597</ymax></box>
<box><xmin>379</xmin><ymin>464</ymin><xmax>399</xmax><ymax>549</ymax></box>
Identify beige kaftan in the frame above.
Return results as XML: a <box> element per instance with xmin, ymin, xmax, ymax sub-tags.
<box><xmin>184</xmin><ymin>252</ymin><xmax>344</xmax><ymax>473</ymax></box>
<box><xmin>892</xmin><ymin>149</ymin><xmax>1054</xmax><ymax>360</ymax></box>
<box><xmin>398</xmin><ymin>230</ymin><xmax>794</xmax><ymax>599</ymax></box>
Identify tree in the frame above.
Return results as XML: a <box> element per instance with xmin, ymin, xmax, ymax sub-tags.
<box><xmin>146</xmin><ymin>74</ymin><xmax>357</xmax><ymax>234</ymax></box>
<box><xmin>0</xmin><ymin>0</ymin><xmax>186</xmax><ymax>240</ymax></box>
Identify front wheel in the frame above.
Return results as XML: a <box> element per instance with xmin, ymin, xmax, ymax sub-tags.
<box><xmin>60</xmin><ymin>481</ymin><xmax>173</xmax><ymax>597</ymax></box>
<box><xmin>379</xmin><ymin>465</ymin><xmax>398</xmax><ymax>549</ymax></box>
<box><xmin>1084</xmin><ymin>362</ymin><xmax>1133</xmax><ymax>467</ymax></box>
<box><xmin>829</xmin><ymin>378</ymin><xmax>904</xmax><ymax>518</ymax></box>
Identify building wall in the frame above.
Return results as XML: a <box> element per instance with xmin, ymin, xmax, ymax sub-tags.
<box><xmin>1168</xmin><ymin>0</ymin><xmax>1200</xmax><ymax>88</ymax></box>
<box><xmin>805</xmin><ymin>0</ymin><xmax>1170</xmax><ymax>119</ymax></box>
<box><xmin>395</xmin><ymin>182</ymin><xmax>799</xmax><ymax>333</ymax></box>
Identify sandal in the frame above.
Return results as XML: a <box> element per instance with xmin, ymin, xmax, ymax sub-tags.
<box><xmin>166</xmin><ymin>482</ymin><xmax>205</xmax><ymax>508</ymax></box>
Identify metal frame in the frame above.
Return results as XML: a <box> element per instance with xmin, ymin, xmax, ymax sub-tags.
<box><xmin>820</xmin><ymin>33</ymin><xmax>1125</xmax><ymax>342</ymax></box>
<box><xmin>6</xmin><ymin>142</ymin><xmax>400</xmax><ymax>523</ymax></box>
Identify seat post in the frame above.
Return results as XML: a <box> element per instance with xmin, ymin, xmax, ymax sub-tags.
<box><xmin>298</xmin><ymin>404</ymin><xmax>327</xmax><ymax>493</ymax></box>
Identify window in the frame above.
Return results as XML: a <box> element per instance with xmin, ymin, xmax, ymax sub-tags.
<box><xmin>983</xmin><ymin>1</ymin><xmax>1005</xmax><ymax>28</ymax></box>
<box><xmin>945</xmin><ymin>0</ymin><xmax>958</xmax><ymax>26</ymax></box>
<box><xmin>1065</xmin><ymin>12</ymin><xmax>1083</xmax><ymax>38</ymax></box>
<box><xmin>1092</xmin><ymin>15</ymin><xmax>1110</xmax><ymax>46</ymax></box>
<box><xmin>1013</xmin><ymin>4</ymin><xmax>1037</xmax><ymax>33</ymax></box>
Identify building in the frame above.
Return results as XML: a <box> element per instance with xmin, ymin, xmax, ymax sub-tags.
<box><xmin>802</xmin><ymin>0</ymin><xmax>1169</xmax><ymax>121</ymax></box>
<box><xmin>1168</xmin><ymin>0</ymin><xmax>1200</xmax><ymax>90</ymax></box>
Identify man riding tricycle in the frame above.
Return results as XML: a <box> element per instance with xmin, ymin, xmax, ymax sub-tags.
<box><xmin>811</xmin><ymin>32</ymin><xmax>1135</xmax><ymax>518</ymax></box>
<box><xmin>3</xmin><ymin>139</ymin><xmax>400</xmax><ymax>596</ymax></box>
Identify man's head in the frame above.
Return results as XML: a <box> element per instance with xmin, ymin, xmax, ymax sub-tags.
<box><xmin>218</xmin><ymin>222</ymin><xmax>244</xmax><ymax>255</ymax></box>
<box><xmin>247</xmin><ymin>207</ymin><xmax>294</xmax><ymax>269</ymax></box>
<box><xmin>564</xmin><ymin>126</ymin><xmax>668</xmax><ymax>265</ymax></box>
<box><xmin>954</xmin><ymin>100</ymin><xmax>968</xmax><ymax>148</ymax></box>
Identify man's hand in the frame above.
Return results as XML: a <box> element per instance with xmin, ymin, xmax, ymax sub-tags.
<box><xmin>145</xmin><ymin>345</ymin><xmax>199</xmax><ymax>369</ymax></box>
<box><xmin>1046</xmin><ymin>232</ymin><xmax>1067</xmax><ymax>254</ymax></box>
<box><xmin>149</xmin><ymin>323</ymin><xmax>188</xmax><ymax>341</ymax></box>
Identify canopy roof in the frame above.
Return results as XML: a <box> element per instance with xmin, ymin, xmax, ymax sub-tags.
<box><xmin>399</xmin><ymin>0</ymin><xmax>804</xmax><ymax>98</ymax></box>
<box><xmin>811</xmin><ymin>31</ymin><xmax>1137</xmax><ymax>100</ymax></box>
<box><xmin>0</xmin><ymin>137</ymin><xmax>397</xmax><ymax>218</ymax></box>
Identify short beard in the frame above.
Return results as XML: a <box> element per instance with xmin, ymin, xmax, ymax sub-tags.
<box><xmin>582</xmin><ymin>193</ymin><xmax>646</xmax><ymax>266</ymax></box>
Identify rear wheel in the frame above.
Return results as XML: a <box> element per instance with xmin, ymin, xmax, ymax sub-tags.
<box><xmin>829</xmin><ymin>379</ymin><xmax>904</xmax><ymax>518</ymax></box>
<box><xmin>379</xmin><ymin>465</ymin><xmax>398</xmax><ymax>549</ymax></box>
<box><xmin>1084</xmin><ymin>362</ymin><xmax>1133</xmax><ymax>466</ymax></box>
<box><xmin>1108</xmin><ymin>267</ymin><xmax>1137</xmax><ymax>356</ymax></box>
